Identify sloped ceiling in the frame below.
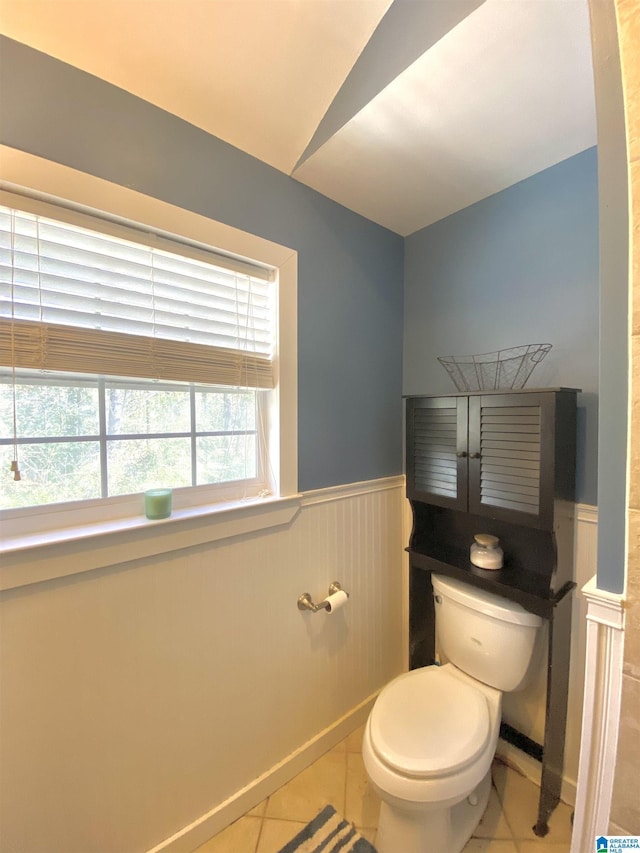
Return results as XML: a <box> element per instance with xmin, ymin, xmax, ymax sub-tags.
<box><xmin>0</xmin><ymin>0</ymin><xmax>596</xmax><ymax>236</ymax></box>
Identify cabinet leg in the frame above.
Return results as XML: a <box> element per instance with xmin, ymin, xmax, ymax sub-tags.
<box><xmin>537</xmin><ymin>592</ymin><xmax>572</xmax><ymax>833</ymax></box>
<box><xmin>409</xmin><ymin>567</ymin><xmax>435</xmax><ymax>669</ymax></box>
<box><xmin>533</xmin><ymin>820</ymin><xmax>550</xmax><ymax>838</ymax></box>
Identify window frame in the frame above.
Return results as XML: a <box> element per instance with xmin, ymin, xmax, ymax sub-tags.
<box><xmin>0</xmin><ymin>146</ymin><xmax>298</xmax><ymax>578</ymax></box>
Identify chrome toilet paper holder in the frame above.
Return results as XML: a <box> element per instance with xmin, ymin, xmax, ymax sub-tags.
<box><xmin>297</xmin><ymin>582</ymin><xmax>348</xmax><ymax>613</ymax></box>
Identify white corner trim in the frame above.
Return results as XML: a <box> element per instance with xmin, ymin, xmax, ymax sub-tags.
<box><xmin>570</xmin><ymin>575</ymin><xmax>625</xmax><ymax>853</ymax></box>
<box><xmin>582</xmin><ymin>575</ymin><xmax>626</xmax><ymax>630</ymax></box>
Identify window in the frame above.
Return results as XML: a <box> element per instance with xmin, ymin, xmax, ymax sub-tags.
<box><xmin>0</xmin><ymin>371</ymin><xmax>266</xmax><ymax>508</ymax></box>
<box><xmin>0</xmin><ymin>195</ymin><xmax>280</xmax><ymax>515</ymax></box>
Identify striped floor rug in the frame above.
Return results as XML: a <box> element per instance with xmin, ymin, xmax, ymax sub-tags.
<box><xmin>277</xmin><ymin>805</ymin><xmax>377</xmax><ymax>853</ymax></box>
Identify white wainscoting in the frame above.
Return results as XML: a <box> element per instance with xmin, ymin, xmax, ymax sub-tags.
<box><xmin>0</xmin><ymin>490</ymin><xmax>599</xmax><ymax>852</ymax></box>
<box><xmin>0</xmin><ymin>477</ymin><xmax>405</xmax><ymax>853</ymax></box>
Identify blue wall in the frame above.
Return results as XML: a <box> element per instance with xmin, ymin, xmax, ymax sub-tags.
<box><xmin>0</xmin><ymin>38</ymin><xmax>603</xmax><ymax>510</ymax></box>
<box><xmin>0</xmin><ymin>37</ymin><xmax>405</xmax><ymax>492</ymax></box>
<box><xmin>404</xmin><ymin>148</ymin><xmax>599</xmax><ymax>505</ymax></box>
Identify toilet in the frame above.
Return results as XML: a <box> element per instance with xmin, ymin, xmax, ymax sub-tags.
<box><xmin>363</xmin><ymin>574</ymin><xmax>542</xmax><ymax>853</ymax></box>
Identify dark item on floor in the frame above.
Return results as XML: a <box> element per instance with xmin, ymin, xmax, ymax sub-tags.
<box><xmin>277</xmin><ymin>804</ymin><xmax>376</xmax><ymax>853</ymax></box>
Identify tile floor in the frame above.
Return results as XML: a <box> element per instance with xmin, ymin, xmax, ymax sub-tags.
<box><xmin>194</xmin><ymin>725</ymin><xmax>574</xmax><ymax>853</ymax></box>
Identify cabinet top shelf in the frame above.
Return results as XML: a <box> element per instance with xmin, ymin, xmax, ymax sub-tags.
<box><xmin>408</xmin><ymin>544</ymin><xmax>574</xmax><ymax>617</ymax></box>
<box><xmin>403</xmin><ymin>387</ymin><xmax>581</xmax><ymax>399</ymax></box>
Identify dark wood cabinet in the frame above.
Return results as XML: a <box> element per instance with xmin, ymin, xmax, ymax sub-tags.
<box><xmin>407</xmin><ymin>395</ymin><xmax>469</xmax><ymax>511</ymax></box>
<box><xmin>407</xmin><ymin>390</ymin><xmax>577</xmax><ymax>530</ymax></box>
<box><xmin>405</xmin><ymin>388</ymin><xmax>579</xmax><ymax>837</ymax></box>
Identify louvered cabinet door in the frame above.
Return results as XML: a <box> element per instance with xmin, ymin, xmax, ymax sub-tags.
<box><xmin>467</xmin><ymin>394</ymin><xmax>554</xmax><ymax>529</ymax></box>
<box><xmin>406</xmin><ymin>396</ymin><xmax>468</xmax><ymax>510</ymax></box>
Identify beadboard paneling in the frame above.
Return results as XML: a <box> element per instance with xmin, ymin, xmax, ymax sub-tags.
<box><xmin>0</xmin><ymin>479</ymin><xmax>405</xmax><ymax>853</ymax></box>
<box><xmin>0</xmin><ymin>490</ymin><xmax>597</xmax><ymax>851</ymax></box>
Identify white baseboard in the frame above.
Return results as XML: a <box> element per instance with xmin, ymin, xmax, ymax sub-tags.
<box><xmin>146</xmin><ymin>692</ymin><xmax>378</xmax><ymax>853</ymax></box>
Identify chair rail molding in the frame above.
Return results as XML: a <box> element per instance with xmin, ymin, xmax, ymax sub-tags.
<box><xmin>570</xmin><ymin>575</ymin><xmax>625</xmax><ymax>853</ymax></box>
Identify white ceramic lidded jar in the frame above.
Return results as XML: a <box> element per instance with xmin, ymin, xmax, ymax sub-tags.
<box><xmin>470</xmin><ymin>534</ymin><xmax>504</xmax><ymax>570</ymax></box>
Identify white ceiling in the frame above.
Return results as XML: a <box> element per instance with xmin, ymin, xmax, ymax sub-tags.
<box><xmin>0</xmin><ymin>0</ymin><xmax>597</xmax><ymax>237</ymax></box>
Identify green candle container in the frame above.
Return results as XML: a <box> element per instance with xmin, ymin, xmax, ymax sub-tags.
<box><xmin>144</xmin><ymin>488</ymin><xmax>172</xmax><ymax>520</ymax></box>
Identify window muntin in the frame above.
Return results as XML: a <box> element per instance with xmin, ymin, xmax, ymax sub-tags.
<box><xmin>0</xmin><ymin>370</ymin><xmax>265</xmax><ymax>510</ymax></box>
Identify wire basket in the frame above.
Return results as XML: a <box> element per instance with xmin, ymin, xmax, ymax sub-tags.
<box><xmin>437</xmin><ymin>344</ymin><xmax>552</xmax><ymax>392</ymax></box>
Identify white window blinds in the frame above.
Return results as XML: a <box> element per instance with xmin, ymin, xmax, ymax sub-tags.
<box><xmin>0</xmin><ymin>200</ymin><xmax>274</xmax><ymax>388</ymax></box>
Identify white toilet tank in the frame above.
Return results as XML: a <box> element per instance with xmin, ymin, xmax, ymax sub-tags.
<box><xmin>432</xmin><ymin>574</ymin><xmax>543</xmax><ymax>692</ymax></box>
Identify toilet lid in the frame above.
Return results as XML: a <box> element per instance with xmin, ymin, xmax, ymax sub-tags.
<box><xmin>370</xmin><ymin>667</ymin><xmax>491</xmax><ymax>778</ymax></box>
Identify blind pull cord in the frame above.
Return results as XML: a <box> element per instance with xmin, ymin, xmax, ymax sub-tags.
<box><xmin>9</xmin><ymin>210</ymin><xmax>21</xmax><ymax>481</ymax></box>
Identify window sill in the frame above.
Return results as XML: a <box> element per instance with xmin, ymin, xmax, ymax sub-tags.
<box><xmin>0</xmin><ymin>495</ymin><xmax>302</xmax><ymax>591</ymax></box>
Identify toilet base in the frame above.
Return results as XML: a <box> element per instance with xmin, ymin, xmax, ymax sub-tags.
<box><xmin>375</xmin><ymin>769</ymin><xmax>492</xmax><ymax>853</ymax></box>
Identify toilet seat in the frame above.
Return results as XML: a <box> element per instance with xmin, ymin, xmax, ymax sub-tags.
<box><xmin>369</xmin><ymin>666</ymin><xmax>490</xmax><ymax>778</ymax></box>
